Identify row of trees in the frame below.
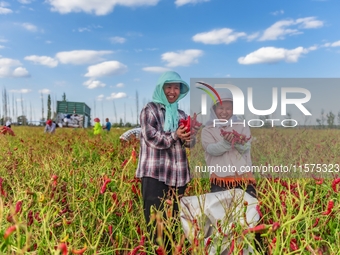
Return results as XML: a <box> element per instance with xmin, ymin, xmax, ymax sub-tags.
<box><xmin>0</xmin><ymin>88</ymin><xmax>59</xmax><ymax>126</ymax></box>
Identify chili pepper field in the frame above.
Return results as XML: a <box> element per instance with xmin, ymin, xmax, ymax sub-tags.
<box><xmin>0</xmin><ymin>127</ymin><xmax>340</xmax><ymax>255</ymax></box>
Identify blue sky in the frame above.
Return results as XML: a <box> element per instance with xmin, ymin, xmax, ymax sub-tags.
<box><xmin>1</xmin><ymin>0</ymin><xmax>339</xmax><ymax>125</ymax></box>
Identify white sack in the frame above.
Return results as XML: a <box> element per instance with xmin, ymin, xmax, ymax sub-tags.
<box><xmin>180</xmin><ymin>189</ymin><xmax>259</xmax><ymax>255</ymax></box>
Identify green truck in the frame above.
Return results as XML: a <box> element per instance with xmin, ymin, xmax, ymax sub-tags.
<box><xmin>56</xmin><ymin>101</ymin><xmax>91</xmax><ymax>128</ymax></box>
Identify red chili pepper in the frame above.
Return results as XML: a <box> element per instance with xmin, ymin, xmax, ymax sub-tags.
<box><xmin>52</xmin><ymin>175</ymin><xmax>58</xmax><ymax>187</ymax></box>
<box><xmin>191</xmin><ymin>113</ymin><xmax>202</xmax><ymax>130</ymax></box>
<box><xmin>100</xmin><ymin>178</ymin><xmax>111</xmax><ymax>194</ymax></box>
<box><xmin>312</xmin><ymin>218</ymin><xmax>320</xmax><ymax>228</ymax></box>
<box><xmin>58</xmin><ymin>243</ymin><xmax>68</xmax><ymax>255</ymax></box>
<box><xmin>322</xmin><ymin>200</ymin><xmax>334</xmax><ymax>215</ymax></box>
<box><xmin>128</xmin><ymin>245</ymin><xmax>142</xmax><ymax>255</ymax></box>
<box><xmin>27</xmin><ymin>210</ymin><xmax>34</xmax><ymax>226</ymax></box>
<box><xmin>227</xmin><ymin>239</ymin><xmax>235</xmax><ymax>255</ymax></box>
<box><xmin>131</xmin><ymin>150</ymin><xmax>137</xmax><ymax>163</ymax></box>
<box><xmin>156</xmin><ymin>246</ymin><xmax>166</xmax><ymax>255</ymax></box>
<box><xmin>131</xmin><ymin>184</ymin><xmax>140</xmax><ymax>196</ymax></box>
<box><xmin>331</xmin><ymin>178</ymin><xmax>340</xmax><ymax>192</ymax></box>
<box><xmin>243</xmin><ymin>224</ymin><xmax>267</xmax><ymax>235</ymax></box>
<box><xmin>4</xmin><ymin>225</ymin><xmax>17</xmax><ymax>239</ymax></box>
<box><xmin>289</xmin><ymin>238</ymin><xmax>298</xmax><ymax>251</ymax></box>
<box><xmin>15</xmin><ymin>201</ymin><xmax>23</xmax><ymax>214</ymax></box>
<box><xmin>256</xmin><ymin>204</ymin><xmax>263</xmax><ymax>218</ymax></box>
<box><xmin>313</xmin><ymin>235</ymin><xmax>322</xmax><ymax>241</ymax></box>
<box><xmin>272</xmin><ymin>222</ymin><xmax>280</xmax><ymax>232</ymax></box>
<box><xmin>72</xmin><ymin>245</ymin><xmax>87</xmax><ymax>254</ymax></box>
<box><xmin>0</xmin><ymin>177</ymin><xmax>6</xmax><ymax>197</ymax></box>
<box><xmin>112</xmin><ymin>192</ymin><xmax>118</xmax><ymax>205</ymax></box>
<box><xmin>128</xmin><ymin>200</ymin><xmax>133</xmax><ymax>213</ymax></box>
<box><xmin>312</xmin><ymin>176</ymin><xmax>323</xmax><ymax>185</ymax></box>
<box><xmin>121</xmin><ymin>159</ymin><xmax>128</xmax><ymax>167</ymax></box>
<box><xmin>34</xmin><ymin>212</ymin><xmax>42</xmax><ymax>222</ymax></box>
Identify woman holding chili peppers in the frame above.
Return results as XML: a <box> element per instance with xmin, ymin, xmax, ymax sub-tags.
<box><xmin>201</xmin><ymin>89</ymin><xmax>263</xmax><ymax>252</ymax></box>
<box><xmin>135</xmin><ymin>71</ymin><xmax>194</xmax><ymax>252</ymax></box>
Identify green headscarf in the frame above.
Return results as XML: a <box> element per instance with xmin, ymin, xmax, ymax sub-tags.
<box><xmin>152</xmin><ymin>71</ymin><xmax>189</xmax><ymax>132</ymax></box>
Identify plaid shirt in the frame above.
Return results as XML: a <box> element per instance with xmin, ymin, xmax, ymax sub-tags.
<box><xmin>136</xmin><ymin>102</ymin><xmax>191</xmax><ymax>187</ymax></box>
<box><xmin>120</xmin><ymin>128</ymin><xmax>141</xmax><ymax>141</ymax></box>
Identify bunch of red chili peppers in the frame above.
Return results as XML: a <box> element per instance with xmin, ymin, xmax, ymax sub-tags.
<box><xmin>220</xmin><ymin>129</ymin><xmax>251</xmax><ymax>148</ymax></box>
<box><xmin>179</xmin><ymin>112</ymin><xmax>202</xmax><ymax>135</ymax></box>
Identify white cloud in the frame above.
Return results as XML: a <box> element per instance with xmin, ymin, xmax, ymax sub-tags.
<box><xmin>96</xmin><ymin>94</ymin><xmax>105</xmax><ymax>101</ymax></box>
<box><xmin>106</xmin><ymin>92</ymin><xmax>127</xmax><ymax>100</ymax></box>
<box><xmin>24</xmin><ymin>55</ymin><xmax>58</xmax><ymax>68</ymax></box>
<box><xmin>38</xmin><ymin>89</ymin><xmax>51</xmax><ymax>94</ymax></box>
<box><xmin>83</xmin><ymin>79</ymin><xmax>106</xmax><ymax>89</ymax></box>
<box><xmin>13</xmin><ymin>67</ymin><xmax>30</xmax><ymax>77</ymax></box>
<box><xmin>0</xmin><ymin>57</ymin><xmax>30</xmax><ymax>78</ymax></box>
<box><xmin>22</xmin><ymin>22</ymin><xmax>38</xmax><ymax>32</ymax></box>
<box><xmin>271</xmin><ymin>10</ymin><xmax>284</xmax><ymax>16</ymax></box>
<box><xmin>78</xmin><ymin>27</ymin><xmax>91</xmax><ymax>32</ymax></box>
<box><xmin>142</xmin><ymin>66</ymin><xmax>171</xmax><ymax>73</ymax></box>
<box><xmin>175</xmin><ymin>0</ymin><xmax>210</xmax><ymax>7</ymax></box>
<box><xmin>46</xmin><ymin>0</ymin><xmax>160</xmax><ymax>15</ymax></box>
<box><xmin>193</xmin><ymin>28</ymin><xmax>246</xmax><ymax>44</ymax></box>
<box><xmin>0</xmin><ymin>45</ymin><xmax>4</xmax><ymax>49</ymax></box>
<box><xmin>0</xmin><ymin>1</ymin><xmax>12</xmax><ymax>14</ymax></box>
<box><xmin>162</xmin><ymin>49</ymin><xmax>203</xmax><ymax>67</ymax></box>
<box><xmin>55</xmin><ymin>50</ymin><xmax>113</xmax><ymax>65</ymax></box>
<box><xmin>116</xmin><ymin>82</ymin><xmax>124</xmax><ymax>87</ymax></box>
<box><xmin>9</xmin><ymin>89</ymin><xmax>31</xmax><ymax>93</ymax></box>
<box><xmin>247</xmin><ymin>32</ymin><xmax>260</xmax><ymax>41</ymax></box>
<box><xmin>331</xmin><ymin>40</ymin><xmax>340</xmax><ymax>47</ymax></box>
<box><xmin>0</xmin><ymin>7</ymin><xmax>12</xmax><ymax>14</ymax></box>
<box><xmin>85</xmin><ymin>61</ymin><xmax>128</xmax><ymax>78</ymax></box>
<box><xmin>322</xmin><ymin>40</ymin><xmax>340</xmax><ymax>48</ymax></box>
<box><xmin>259</xmin><ymin>17</ymin><xmax>324</xmax><ymax>41</ymax></box>
<box><xmin>238</xmin><ymin>46</ymin><xmax>308</xmax><ymax>65</ymax></box>
<box><xmin>296</xmin><ymin>17</ymin><xmax>324</xmax><ymax>29</ymax></box>
<box><xmin>110</xmin><ymin>36</ymin><xmax>126</xmax><ymax>44</ymax></box>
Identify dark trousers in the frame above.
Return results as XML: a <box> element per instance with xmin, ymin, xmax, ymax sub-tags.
<box><xmin>141</xmin><ymin>177</ymin><xmax>186</xmax><ymax>253</ymax></box>
<box><xmin>210</xmin><ymin>183</ymin><xmax>264</xmax><ymax>253</ymax></box>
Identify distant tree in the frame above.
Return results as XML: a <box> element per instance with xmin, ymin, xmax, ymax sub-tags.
<box><xmin>326</xmin><ymin>111</ymin><xmax>335</xmax><ymax>128</ymax></box>
<box><xmin>119</xmin><ymin>118</ymin><xmax>123</xmax><ymax>127</ymax></box>
<box><xmin>125</xmin><ymin>122</ymin><xmax>132</xmax><ymax>127</ymax></box>
<box><xmin>259</xmin><ymin>115</ymin><xmax>271</xmax><ymax>128</ymax></box>
<box><xmin>337</xmin><ymin>111</ymin><xmax>340</xmax><ymax>126</ymax></box>
<box><xmin>321</xmin><ymin>109</ymin><xmax>326</xmax><ymax>127</ymax></box>
<box><xmin>47</xmin><ymin>94</ymin><xmax>51</xmax><ymax>120</ymax></box>
<box><xmin>62</xmin><ymin>92</ymin><xmax>66</xmax><ymax>101</ymax></box>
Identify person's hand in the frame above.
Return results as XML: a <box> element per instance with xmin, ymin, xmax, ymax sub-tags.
<box><xmin>176</xmin><ymin>125</ymin><xmax>191</xmax><ymax>142</ymax></box>
<box><xmin>222</xmin><ymin>132</ymin><xmax>234</xmax><ymax>143</ymax></box>
<box><xmin>223</xmin><ymin>132</ymin><xmax>246</xmax><ymax>145</ymax></box>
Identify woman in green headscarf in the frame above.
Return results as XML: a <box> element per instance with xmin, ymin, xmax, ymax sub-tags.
<box><xmin>136</xmin><ymin>71</ymin><xmax>194</xmax><ymax>252</ymax></box>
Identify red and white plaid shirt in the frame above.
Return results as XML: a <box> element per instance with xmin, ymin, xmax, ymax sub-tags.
<box><xmin>135</xmin><ymin>102</ymin><xmax>192</xmax><ymax>187</ymax></box>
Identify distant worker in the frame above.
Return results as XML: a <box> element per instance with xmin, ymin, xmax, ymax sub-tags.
<box><xmin>45</xmin><ymin>119</ymin><xmax>56</xmax><ymax>134</ymax></box>
<box><xmin>93</xmin><ymin>118</ymin><xmax>102</xmax><ymax>135</ymax></box>
<box><xmin>103</xmin><ymin>118</ymin><xmax>112</xmax><ymax>132</ymax></box>
<box><xmin>5</xmin><ymin>119</ymin><xmax>11</xmax><ymax>128</ymax></box>
<box><xmin>119</xmin><ymin>127</ymin><xmax>142</xmax><ymax>142</ymax></box>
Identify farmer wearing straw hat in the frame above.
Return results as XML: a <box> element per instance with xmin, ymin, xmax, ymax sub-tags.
<box><xmin>136</xmin><ymin>71</ymin><xmax>194</xmax><ymax>252</ymax></box>
<box><xmin>93</xmin><ymin>118</ymin><xmax>102</xmax><ymax>135</ymax></box>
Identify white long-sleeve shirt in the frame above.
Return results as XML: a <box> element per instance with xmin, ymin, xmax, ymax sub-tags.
<box><xmin>45</xmin><ymin>123</ymin><xmax>56</xmax><ymax>133</ymax></box>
